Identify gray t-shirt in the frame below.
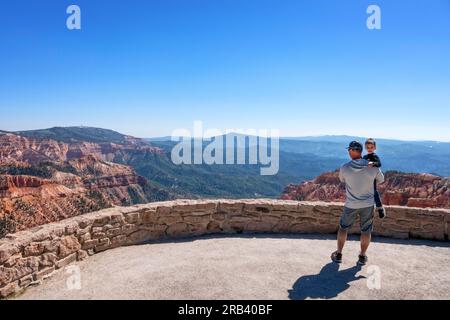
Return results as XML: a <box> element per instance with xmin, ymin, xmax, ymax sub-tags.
<box><xmin>339</xmin><ymin>158</ymin><xmax>385</xmax><ymax>209</ymax></box>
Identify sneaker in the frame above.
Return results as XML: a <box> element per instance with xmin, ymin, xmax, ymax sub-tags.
<box><xmin>357</xmin><ymin>254</ymin><xmax>368</xmax><ymax>265</ymax></box>
<box><xmin>331</xmin><ymin>251</ymin><xmax>343</xmax><ymax>263</ymax></box>
<box><xmin>377</xmin><ymin>207</ymin><xmax>386</xmax><ymax>219</ymax></box>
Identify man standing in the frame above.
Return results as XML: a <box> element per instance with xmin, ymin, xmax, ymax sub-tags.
<box><xmin>331</xmin><ymin>141</ymin><xmax>384</xmax><ymax>265</ymax></box>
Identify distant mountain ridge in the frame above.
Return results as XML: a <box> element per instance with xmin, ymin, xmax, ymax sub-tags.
<box><xmin>14</xmin><ymin>126</ymin><xmax>142</xmax><ymax>145</ymax></box>
<box><xmin>149</xmin><ymin>133</ymin><xmax>450</xmax><ymax>177</ymax></box>
<box><xmin>283</xmin><ymin>134</ymin><xmax>450</xmax><ymax>144</ymax></box>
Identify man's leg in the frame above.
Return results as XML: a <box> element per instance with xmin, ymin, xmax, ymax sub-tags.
<box><xmin>337</xmin><ymin>227</ymin><xmax>348</xmax><ymax>253</ymax></box>
<box><xmin>358</xmin><ymin>206</ymin><xmax>374</xmax><ymax>264</ymax></box>
<box><xmin>360</xmin><ymin>232</ymin><xmax>371</xmax><ymax>256</ymax></box>
<box><xmin>337</xmin><ymin>207</ymin><xmax>356</xmax><ymax>253</ymax></box>
<box><xmin>331</xmin><ymin>228</ymin><xmax>347</xmax><ymax>263</ymax></box>
<box><xmin>332</xmin><ymin>207</ymin><xmax>356</xmax><ymax>262</ymax></box>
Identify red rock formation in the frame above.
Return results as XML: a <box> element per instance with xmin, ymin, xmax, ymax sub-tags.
<box><xmin>0</xmin><ymin>133</ymin><xmax>170</xmax><ymax>234</ymax></box>
<box><xmin>0</xmin><ymin>157</ymin><xmax>163</xmax><ymax>232</ymax></box>
<box><xmin>0</xmin><ymin>175</ymin><xmax>50</xmax><ymax>191</ymax></box>
<box><xmin>0</xmin><ymin>133</ymin><xmax>163</xmax><ymax>166</ymax></box>
<box><xmin>0</xmin><ymin>134</ymin><xmax>68</xmax><ymax>165</ymax></box>
<box><xmin>281</xmin><ymin>171</ymin><xmax>450</xmax><ymax>209</ymax></box>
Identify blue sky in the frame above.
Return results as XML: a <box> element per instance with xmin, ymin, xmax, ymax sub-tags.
<box><xmin>0</xmin><ymin>0</ymin><xmax>449</xmax><ymax>140</ymax></box>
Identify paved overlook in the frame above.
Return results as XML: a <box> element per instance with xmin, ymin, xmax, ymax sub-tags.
<box><xmin>1</xmin><ymin>199</ymin><xmax>450</xmax><ymax>299</ymax></box>
<box><xmin>18</xmin><ymin>234</ymin><xmax>450</xmax><ymax>300</ymax></box>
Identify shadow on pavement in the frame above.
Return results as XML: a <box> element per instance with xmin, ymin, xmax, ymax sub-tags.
<box><xmin>288</xmin><ymin>262</ymin><xmax>365</xmax><ymax>300</ymax></box>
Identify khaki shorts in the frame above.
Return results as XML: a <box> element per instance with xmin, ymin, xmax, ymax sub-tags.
<box><xmin>339</xmin><ymin>206</ymin><xmax>374</xmax><ymax>234</ymax></box>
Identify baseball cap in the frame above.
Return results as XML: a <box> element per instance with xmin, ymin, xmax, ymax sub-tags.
<box><xmin>346</xmin><ymin>141</ymin><xmax>363</xmax><ymax>152</ymax></box>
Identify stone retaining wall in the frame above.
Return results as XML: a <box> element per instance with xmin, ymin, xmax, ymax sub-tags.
<box><xmin>1</xmin><ymin>199</ymin><xmax>449</xmax><ymax>298</ymax></box>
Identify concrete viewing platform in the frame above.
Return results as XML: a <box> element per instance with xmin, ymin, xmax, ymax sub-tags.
<box><xmin>17</xmin><ymin>234</ymin><xmax>450</xmax><ymax>300</ymax></box>
<box><xmin>1</xmin><ymin>199</ymin><xmax>449</xmax><ymax>299</ymax></box>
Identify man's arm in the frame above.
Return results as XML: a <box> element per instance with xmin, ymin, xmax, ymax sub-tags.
<box><xmin>375</xmin><ymin>169</ymin><xmax>384</xmax><ymax>184</ymax></box>
<box><xmin>339</xmin><ymin>167</ymin><xmax>345</xmax><ymax>183</ymax></box>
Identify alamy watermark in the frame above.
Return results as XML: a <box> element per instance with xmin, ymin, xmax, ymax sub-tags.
<box><xmin>367</xmin><ymin>4</ymin><xmax>382</xmax><ymax>30</ymax></box>
<box><xmin>366</xmin><ymin>265</ymin><xmax>382</xmax><ymax>290</ymax></box>
<box><xmin>170</xmin><ymin>121</ymin><xmax>280</xmax><ymax>176</ymax></box>
<box><xmin>65</xmin><ymin>265</ymin><xmax>82</xmax><ymax>290</ymax></box>
<box><xmin>65</xmin><ymin>4</ymin><xmax>381</xmax><ymax>31</ymax></box>
<box><xmin>66</xmin><ymin>5</ymin><xmax>81</xmax><ymax>30</ymax></box>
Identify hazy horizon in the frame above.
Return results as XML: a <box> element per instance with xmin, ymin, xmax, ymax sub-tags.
<box><xmin>4</xmin><ymin>125</ymin><xmax>450</xmax><ymax>143</ymax></box>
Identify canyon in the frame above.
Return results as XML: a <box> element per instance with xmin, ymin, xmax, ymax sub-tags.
<box><xmin>2</xmin><ymin>126</ymin><xmax>450</xmax><ymax>238</ymax></box>
<box><xmin>0</xmin><ymin>131</ymin><xmax>170</xmax><ymax>234</ymax></box>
